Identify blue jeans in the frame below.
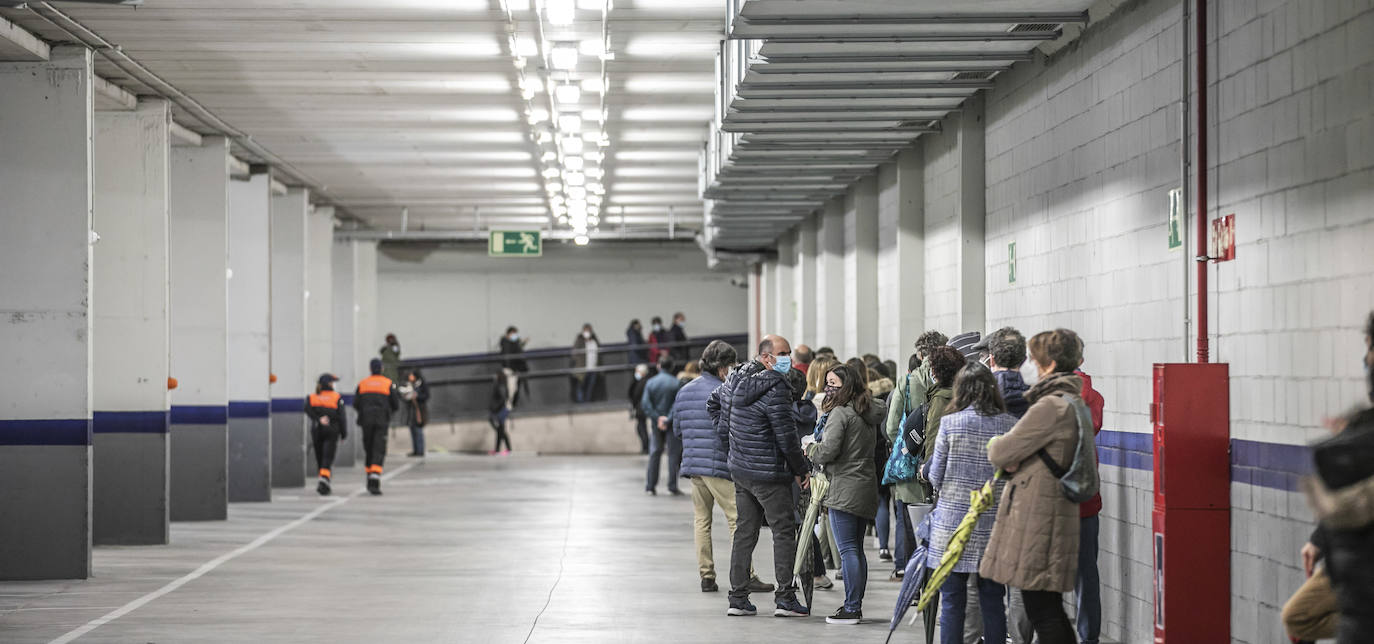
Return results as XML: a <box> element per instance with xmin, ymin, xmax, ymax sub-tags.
<box><xmin>892</xmin><ymin>498</ymin><xmax>917</xmax><ymax>571</ymax></box>
<box><xmin>575</xmin><ymin>372</ymin><xmax>598</xmax><ymax>402</ymax></box>
<box><xmin>829</xmin><ymin>508</ymin><xmax>868</xmax><ymax>612</ymax></box>
<box><xmin>1076</xmin><ymin>514</ymin><xmax>1101</xmax><ymax>644</ymax></box>
<box><xmin>645</xmin><ymin>428</ymin><xmax>681</xmax><ymax>493</ymax></box>
<box><xmin>939</xmin><ymin>573</ymin><xmax>1006</xmax><ymax>644</ymax></box>
<box><xmin>408</xmin><ymin>421</ymin><xmax>424</xmax><ymax>454</ymax></box>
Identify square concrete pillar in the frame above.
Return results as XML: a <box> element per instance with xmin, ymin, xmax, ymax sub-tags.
<box><xmin>91</xmin><ymin>98</ymin><xmax>172</xmax><ymax>546</ymax></box>
<box><xmin>877</xmin><ymin>145</ymin><xmax>926</xmax><ymax>362</ymax></box>
<box><xmin>0</xmin><ymin>46</ymin><xmax>94</xmax><ymax>580</ymax></box>
<box><xmin>331</xmin><ymin>239</ymin><xmax>359</xmax><ymax>467</ymax></box>
<box><xmin>843</xmin><ymin>174</ymin><xmax>880</xmax><ymax>358</ymax></box>
<box><xmin>773</xmin><ymin>232</ymin><xmax>796</xmax><ymax>343</ymax></box>
<box><xmin>793</xmin><ymin>216</ymin><xmax>818</xmax><ymax>346</ymax></box>
<box><xmin>228</xmin><ymin>174</ymin><xmax>273</xmax><ymax>502</ymax></box>
<box><xmin>815</xmin><ymin>198</ymin><xmax>846</xmax><ymax>351</ymax></box>
<box><xmin>956</xmin><ymin>95</ymin><xmax>987</xmax><ymax>334</ymax></box>
<box><xmin>270</xmin><ymin>186</ymin><xmax>308</xmax><ymax>488</ymax></box>
<box><xmin>303</xmin><ymin>206</ymin><xmax>334</xmax><ymax>475</ymax></box>
<box><xmin>169</xmin><ymin>135</ymin><xmax>231</xmax><ymax>521</ymax></box>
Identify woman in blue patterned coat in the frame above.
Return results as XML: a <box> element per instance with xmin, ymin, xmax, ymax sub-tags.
<box><xmin>926</xmin><ymin>363</ymin><xmax>1017</xmax><ymax>644</ymax></box>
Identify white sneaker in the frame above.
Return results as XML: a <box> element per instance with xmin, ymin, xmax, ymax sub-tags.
<box><xmin>814</xmin><ymin>575</ymin><xmax>834</xmax><ymax>590</ymax></box>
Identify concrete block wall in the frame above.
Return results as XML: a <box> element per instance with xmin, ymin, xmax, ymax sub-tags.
<box><xmin>922</xmin><ymin>115</ymin><xmax>966</xmax><ymax>335</ymax></box>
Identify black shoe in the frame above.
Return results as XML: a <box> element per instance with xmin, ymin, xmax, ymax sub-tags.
<box><xmin>316</xmin><ymin>479</ymin><xmax>331</xmax><ymax>496</ymax></box>
<box><xmin>645</xmin><ymin>489</ymin><xmax>657</xmax><ymax>496</ymax></box>
<box><xmin>746</xmin><ymin>578</ymin><xmax>774</xmax><ymax>593</ymax></box>
<box><xmin>367</xmin><ymin>476</ymin><xmax>382</xmax><ymax>496</ymax></box>
<box><xmin>878</xmin><ymin>548</ymin><xmax>892</xmax><ymax>561</ymax></box>
<box><xmin>406</xmin><ymin>452</ymin><xmax>423</xmax><ymax>458</ymax></box>
<box><xmin>702</xmin><ymin>578</ymin><xmax>719</xmax><ymax>593</ymax></box>
<box><xmin>826</xmin><ymin>607</ymin><xmax>861</xmax><ymax>625</ymax></box>
<box><xmin>668</xmin><ymin>488</ymin><xmax>684</xmax><ymax>496</ymax></box>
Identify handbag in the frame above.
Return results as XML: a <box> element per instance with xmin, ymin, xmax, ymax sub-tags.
<box><xmin>1035</xmin><ymin>393</ymin><xmax>1100</xmax><ymax>503</ymax></box>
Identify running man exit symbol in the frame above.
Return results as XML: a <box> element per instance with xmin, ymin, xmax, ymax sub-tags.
<box><xmin>1008</xmin><ymin>241</ymin><xmax>1017</xmax><ymax>284</ymax></box>
<box><xmin>488</xmin><ymin>230</ymin><xmax>543</xmax><ymax>257</ymax></box>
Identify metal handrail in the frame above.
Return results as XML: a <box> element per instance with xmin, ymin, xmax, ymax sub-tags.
<box><xmin>399</xmin><ymin>333</ymin><xmax>747</xmax><ymax>369</ymax></box>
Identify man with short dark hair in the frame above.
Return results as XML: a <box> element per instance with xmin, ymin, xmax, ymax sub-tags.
<box><xmin>709</xmin><ymin>334</ymin><xmax>810</xmax><ymax>618</ymax></box>
<box><xmin>642</xmin><ymin>355</ymin><xmax>684</xmax><ymax>496</ymax></box>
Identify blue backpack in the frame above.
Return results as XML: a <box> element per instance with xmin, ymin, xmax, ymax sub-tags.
<box><xmin>882</xmin><ymin>374</ymin><xmax>923</xmax><ymax>484</ymax></box>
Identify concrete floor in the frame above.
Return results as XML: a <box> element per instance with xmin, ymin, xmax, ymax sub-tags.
<box><xmin>1</xmin><ymin>454</ymin><xmax>932</xmax><ymax>643</ymax></box>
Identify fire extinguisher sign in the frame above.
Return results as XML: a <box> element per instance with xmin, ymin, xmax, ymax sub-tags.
<box><xmin>1154</xmin><ymin>531</ymin><xmax>1165</xmax><ymax>631</ymax></box>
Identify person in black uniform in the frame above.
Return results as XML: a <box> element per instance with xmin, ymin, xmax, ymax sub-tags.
<box><xmin>354</xmin><ymin>358</ymin><xmax>400</xmax><ymax>495</ymax></box>
<box><xmin>306</xmin><ymin>373</ymin><xmax>346</xmax><ymax>496</ymax></box>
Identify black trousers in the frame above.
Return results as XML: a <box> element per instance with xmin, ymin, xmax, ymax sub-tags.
<box><xmin>311</xmin><ymin>425</ymin><xmax>339</xmax><ymax>475</ymax></box>
<box><xmin>361</xmin><ymin>423</ymin><xmax>388</xmax><ymax>471</ymax></box>
<box><xmin>1021</xmin><ymin>590</ymin><xmax>1076</xmax><ymax>644</ymax></box>
<box><xmin>730</xmin><ymin>476</ymin><xmax>799</xmax><ymax>603</ymax></box>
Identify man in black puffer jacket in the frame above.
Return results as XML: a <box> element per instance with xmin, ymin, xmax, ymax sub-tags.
<box><xmin>708</xmin><ymin>334</ymin><xmax>810</xmax><ymax>619</ymax></box>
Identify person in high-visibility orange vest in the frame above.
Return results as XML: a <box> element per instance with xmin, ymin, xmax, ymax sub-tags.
<box><xmin>355</xmin><ymin>358</ymin><xmax>401</xmax><ymax>495</ymax></box>
<box><xmin>306</xmin><ymin>373</ymin><xmax>346</xmax><ymax>496</ymax></box>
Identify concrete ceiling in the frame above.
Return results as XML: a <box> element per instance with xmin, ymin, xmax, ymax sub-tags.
<box><xmin>0</xmin><ymin>0</ymin><xmax>722</xmax><ymax>236</ymax></box>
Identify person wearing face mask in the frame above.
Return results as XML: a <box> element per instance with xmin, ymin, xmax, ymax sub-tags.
<box><xmin>626</xmin><ymin>319</ymin><xmax>648</xmax><ymax>365</ymax></box>
<box><xmin>669</xmin><ymin>312</ymin><xmax>690</xmax><ymax>364</ymax></box>
<box><xmin>648</xmin><ymin>316</ymin><xmax>669</xmax><ymax>364</ymax></box>
<box><xmin>571</xmin><ymin>323</ymin><xmax>601</xmax><ymax>403</ymax></box>
<box><xmin>379</xmin><ymin>334</ymin><xmax>401</xmax><ymax>383</ymax></box>
<box><xmin>628</xmin><ymin>363</ymin><xmax>652</xmax><ymax>454</ymax></box>
<box><xmin>641</xmin><ymin>355</ymin><xmax>683</xmax><ymax>496</ymax></box>
<box><xmin>707</xmin><ymin>334</ymin><xmax>811</xmax><ymax>619</ymax></box>
<box><xmin>499</xmin><ymin>326</ymin><xmax>529</xmax><ymax>373</ymax></box>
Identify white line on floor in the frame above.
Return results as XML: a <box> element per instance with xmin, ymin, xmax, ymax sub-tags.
<box><xmin>47</xmin><ymin>462</ymin><xmax>418</xmax><ymax>644</ymax></box>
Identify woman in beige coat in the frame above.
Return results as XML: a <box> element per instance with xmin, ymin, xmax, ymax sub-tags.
<box><xmin>979</xmin><ymin>329</ymin><xmax>1088</xmax><ymax>644</ymax></box>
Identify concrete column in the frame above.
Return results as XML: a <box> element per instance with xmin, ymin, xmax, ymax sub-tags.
<box><xmin>815</xmin><ymin>198</ymin><xmax>846</xmax><ymax>352</ymax></box>
<box><xmin>303</xmin><ymin>206</ymin><xmax>334</xmax><ymax>476</ymax></box>
<box><xmin>843</xmin><ymin>174</ymin><xmax>879</xmax><ymax>358</ymax></box>
<box><xmin>169</xmin><ymin>135</ymin><xmax>230</xmax><ymax>521</ymax></box>
<box><xmin>793</xmin><ymin>216</ymin><xmax>818</xmax><ymax>346</ymax></box>
<box><xmin>773</xmin><ymin>232</ymin><xmax>796</xmax><ymax>343</ymax></box>
<box><xmin>0</xmin><ymin>46</ymin><xmax>94</xmax><ymax>580</ymax></box>
<box><xmin>957</xmin><ymin>96</ymin><xmax>987</xmax><ymax>334</ymax></box>
<box><xmin>227</xmin><ymin>174</ymin><xmax>272</xmax><ymax>502</ymax></box>
<box><xmin>269</xmin><ymin>187</ymin><xmax>307</xmax><ymax>488</ymax></box>
<box><xmin>330</xmin><ymin>239</ymin><xmax>358</xmax><ymax>467</ymax></box>
<box><xmin>91</xmin><ymin>99</ymin><xmax>171</xmax><ymax>546</ymax></box>
<box><xmin>747</xmin><ymin>264</ymin><xmax>760</xmax><ymax>359</ymax></box>
<box><xmin>759</xmin><ymin>259</ymin><xmax>774</xmax><ymax>337</ymax></box>
<box><xmin>353</xmin><ymin>240</ymin><xmax>379</xmax><ymax>384</ymax></box>
<box><xmin>877</xmin><ymin>145</ymin><xmax>926</xmax><ymax>362</ymax></box>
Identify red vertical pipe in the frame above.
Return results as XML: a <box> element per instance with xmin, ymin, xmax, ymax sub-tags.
<box><xmin>1195</xmin><ymin>0</ymin><xmax>1210</xmax><ymax>363</ymax></box>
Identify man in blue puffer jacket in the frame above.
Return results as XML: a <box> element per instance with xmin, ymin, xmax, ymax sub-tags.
<box><xmin>674</xmin><ymin>340</ymin><xmax>773</xmax><ymax>595</ymax></box>
<box><xmin>708</xmin><ymin>334</ymin><xmax>810</xmax><ymax>619</ymax></box>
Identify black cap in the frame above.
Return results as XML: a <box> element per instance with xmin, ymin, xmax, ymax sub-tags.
<box><xmin>369</xmin><ymin>358</ymin><xmax>383</xmax><ymax>375</ymax></box>
<box><xmin>318</xmin><ymin>373</ymin><xmax>339</xmax><ymax>388</ymax></box>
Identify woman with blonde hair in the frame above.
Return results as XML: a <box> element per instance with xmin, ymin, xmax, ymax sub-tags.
<box><xmin>806</xmin><ymin>356</ymin><xmax>840</xmax><ymax>411</ymax></box>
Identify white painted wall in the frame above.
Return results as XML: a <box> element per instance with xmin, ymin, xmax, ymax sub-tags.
<box><xmin>375</xmin><ymin>242</ymin><xmax>746</xmax><ymax>358</ymax></box>
<box><xmin>304</xmin><ymin>206</ymin><xmax>333</xmax><ymax>382</ymax></box>
<box><xmin>843</xmin><ymin>175</ymin><xmax>879</xmax><ymax>358</ymax></box>
<box><xmin>170</xmin><ymin>137</ymin><xmax>229</xmax><ymax>408</ymax></box>
<box><xmin>876</xmin><ymin>146</ymin><xmax>925</xmax><ymax>364</ymax></box>
<box><xmin>227</xmin><ymin>175</ymin><xmax>272</xmax><ymax>403</ymax></box>
<box><xmin>92</xmin><ymin>100</ymin><xmax>170</xmax><ymax>413</ymax></box>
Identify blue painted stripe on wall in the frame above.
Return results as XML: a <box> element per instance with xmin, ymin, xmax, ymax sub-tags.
<box><xmin>1095</xmin><ymin>430</ymin><xmax>1314</xmax><ymax>492</ymax></box>
<box><xmin>270</xmin><ymin>398</ymin><xmax>305</xmax><ymax>413</ymax></box>
<box><xmin>0</xmin><ymin>419</ymin><xmax>92</xmax><ymax>446</ymax></box>
<box><xmin>341</xmin><ymin>394</ymin><xmax>355</xmax><ymax>405</ymax></box>
<box><xmin>227</xmin><ymin>401</ymin><xmax>270</xmax><ymax>418</ymax></box>
<box><xmin>93</xmin><ymin>411</ymin><xmax>169</xmax><ymax>434</ymax></box>
<box><xmin>170</xmin><ymin>405</ymin><xmax>228</xmax><ymax>425</ymax></box>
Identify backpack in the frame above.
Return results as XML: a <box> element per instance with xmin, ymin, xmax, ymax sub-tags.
<box><xmin>882</xmin><ymin>374</ymin><xmax>924</xmax><ymax>484</ymax></box>
<box><xmin>1035</xmin><ymin>393</ymin><xmax>1100</xmax><ymax>503</ymax></box>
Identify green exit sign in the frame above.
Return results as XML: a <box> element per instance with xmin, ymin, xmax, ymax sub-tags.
<box><xmin>488</xmin><ymin>230</ymin><xmax>542</xmax><ymax>257</ymax></box>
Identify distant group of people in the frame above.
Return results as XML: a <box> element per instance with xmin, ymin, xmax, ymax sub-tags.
<box><xmin>648</xmin><ymin>325</ymin><xmax>1107</xmax><ymax>643</ymax></box>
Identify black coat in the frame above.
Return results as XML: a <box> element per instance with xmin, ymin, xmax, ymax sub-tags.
<box><xmin>403</xmin><ymin>378</ymin><xmax>430</xmax><ymax>427</ymax></box>
<box><xmin>626</xmin><ymin>327</ymin><xmax>648</xmax><ymax>365</ymax></box>
<box><xmin>708</xmin><ymin>361</ymin><xmax>808</xmax><ymax>483</ymax></box>
<box><xmin>669</xmin><ymin>324</ymin><xmax>689</xmax><ymax>362</ymax></box>
<box><xmin>1312</xmin><ymin>408</ymin><xmax>1374</xmax><ymax>633</ymax></box>
<box><xmin>499</xmin><ymin>337</ymin><xmax>529</xmax><ymax>372</ymax></box>
<box><xmin>306</xmin><ymin>389</ymin><xmax>346</xmax><ymax>439</ymax></box>
<box><xmin>353</xmin><ymin>375</ymin><xmax>400</xmax><ymax>427</ymax></box>
<box><xmin>628</xmin><ymin>377</ymin><xmax>648</xmax><ymax>420</ymax></box>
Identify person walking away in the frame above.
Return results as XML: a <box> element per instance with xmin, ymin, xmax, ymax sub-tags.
<box><xmin>487</xmin><ymin>367</ymin><xmax>524</xmax><ymax>455</ymax></box>
<box><xmin>572</xmin><ymin>323</ymin><xmax>600</xmax><ymax>403</ymax></box>
<box><xmin>794</xmin><ymin>345</ymin><xmax>814</xmax><ymax>376</ymax></box>
<box><xmin>499</xmin><ymin>326</ymin><xmax>529</xmax><ymax>373</ymax></box>
<box><xmin>642</xmin><ymin>356</ymin><xmax>683</xmax><ymax>495</ymax></box>
<box><xmin>979</xmin><ymin>329</ymin><xmax>1091</xmax><ymax>643</ymax></box>
<box><xmin>402</xmin><ymin>370</ymin><xmax>430</xmax><ymax>457</ymax></box>
<box><xmin>628</xmin><ymin>364</ymin><xmax>651</xmax><ymax>454</ymax></box>
<box><xmin>809</xmin><ymin>364</ymin><xmax>886</xmax><ymax>625</ymax></box>
<box><xmin>1295</xmin><ymin>311</ymin><xmax>1374</xmax><ymax>643</ymax></box>
<box><xmin>708</xmin><ymin>334</ymin><xmax>811</xmax><ymax>618</ymax></box>
<box><xmin>379</xmin><ymin>334</ymin><xmax>401</xmax><ymax>382</ymax></box>
<box><xmin>626</xmin><ymin>318</ymin><xmax>648</xmax><ymax>365</ymax></box>
<box><xmin>926</xmin><ymin>364</ymin><xmax>1016</xmax><ymax>644</ymax></box>
<box><xmin>306</xmin><ymin>373</ymin><xmax>346</xmax><ymax>496</ymax></box>
<box><xmin>354</xmin><ymin>358</ymin><xmax>400</xmax><ymax>495</ymax></box>
<box><xmin>648</xmin><ymin>316</ymin><xmax>668</xmax><ymax>364</ymax></box>
<box><xmin>669</xmin><ymin>312</ymin><xmax>690</xmax><ymax>364</ymax></box>
<box><xmin>675</xmin><ymin>340</ymin><xmax>772</xmax><ymax>594</ymax></box>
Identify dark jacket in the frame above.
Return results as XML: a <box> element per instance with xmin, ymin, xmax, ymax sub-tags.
<box><xmin>673</xmin><ymin>373</ymin><xmax>730</xmax><ymax>479</ymax></box>
<box><xmin>648</xmin><ymin>329</ymin><xmax>670</xmax><ymax>363</ymax></box>
<box><xmin>306</xmin><ymin>389</ymin><xmax>346</xmax><ymax>439</ymax></box>
<box><xmin>994</xmin><ymin>369</ymin><xmax>1031</xmax><ymax>419</ymax></box>
<box><xmin>499</xmin><ymin>336</ymin><xmax>528</xmax><ymax>373</ymax></box>
<box><xmin>793</xmin><ymin>399</ymin><xmax>818</xmax><ymax>445</ymax></box>
<box><xmin>354</xmin><ymin>374</ymin><xmax>400</xmax><ymax>427</ymax></box>
<box><xmin>640</xmin><ymin>371</ymin><xmax>681</xmax><ymax>423</ymax></box>
<box><xmin>669</xmin><ymin>323</ymin><xmax>689</xmax><ymax>362</ymax></box>
<box><xmin>402</xmin><ymin>377</ymin><xmax>430</xmax><ymax>427</ymax></box>
<box><xmin>709</xmin><ymin>361</ymin><xmax>808</xmax><ymax>483</ymax></box>
<box><xmin>811</xmin><ymin>400</ymin><xmax>887</xmax><ymax>519</ymax></box>
<box><xmin>628</xmin><ymin>377</ymin><xmax>648</xmax><ymax>421</ymax></box>
<box><xmin>626</xmin><ymin>326</ymin><xmax>648</xmax><ymax>365</ymax></box>
<box><xmin>488</xmin><ymin>371</ymin><xmax>527</xmax><ymax>414</ymax></box>
<box><xmin>1310</xmin><ymin>408</ymin><xmax>1374</xmax><ymax>630</ymax></box>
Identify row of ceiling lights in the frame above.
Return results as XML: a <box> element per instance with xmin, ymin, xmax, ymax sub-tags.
<box><xmin>500</xmin><ymin>0</ymin><xmax>614</xmax><ymax>245</ymax></box>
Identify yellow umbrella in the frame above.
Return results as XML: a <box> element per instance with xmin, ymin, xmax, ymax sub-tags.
<box><xmin>792</xmin><ymin>471</ymin><xmax>829</xmax><ymax>582</ymax></box>
<box><xmin>915</xmin><ymin>470</ymin><xmax>1004</xmax><ymax>612</ymax></box>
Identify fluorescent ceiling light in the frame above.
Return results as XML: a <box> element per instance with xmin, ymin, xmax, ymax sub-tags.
<box><xmin>540</xmin><ymin>150</ymin><xmax>558</xmax><ymax>162</ymax></box>
<box><xmin>623</xmin><ymin>74</ymin><xmax>714</xmax><ymax>94</ymax></box>
<box><xmin>581</xmin><ymin>130</ymin><xmax>602</xmax><ymax>142</ymax></box>
<box><xmin>574</xmin><ymin>235</ymin><xmax>589</xmax><ymax>245</ymax></box>
<box><xmin>541</xmin><ymin>167</ymin><xmax>561</xmax><ymax>178</ymax></box>
<box><xmin>545</xmin><ymin>181</ymin><xmax>563</xmax><ymax>192</ymax></box>
<box><xmin>620</xmin><ymin>106</ymin><xmax>714</xmax><ymax>121</ymax></box>
<box><xmin>515</xmin><ymin>38</ymin><xmax>539</xmax><ymax>57</ymax></box>
<box><xmin>589</xmin><ymin>216</ymin><xmax>599</xmax><ymax>225</ymax></box>
<box><xmin>567</xmin><ymin>186</ymin><xmax>587</xmax><ymax>200</ymax></box>
<box><xmin>561</xmin><ymin>136</ymin><xmax>584</xmax><ymax>154</ymax></box>
<box><xmin>558</xmin><ymin>114</ymin><xmax>582</xmax><ymax>132</ymax></box>
<box><xmin>584</xmin><ymin>166</ymin><xmax>603</xmax><ymax>178</ymax></box>
<box><xmin>564</xmin><ymin>156</ymin><xmax>585</xmax><ymax>171</ymax></box>
<box><xmin>550</xmin><ymin>45</ymin><xmax>579</xmax><ymax>70</ymax></box>
<box><xmin>583</xmin><ymin>151</ymin><xmax>604</xmax><ymax>162</ymax></box>
<box><xmin>536</xmin><ymin>131</ymin><xmax>553</xmax><ymax>144</ymax></box>
<box><xmin>580</xmin><ymin>77</ymin><xmax>604</xmax><ymax>94</ymax></box>
<box><xmin>558</xmin><ymin>215</ymin><xmax>569</xmax><ymax>224</ymax></box>
<box><xmin>575</xmin><ymin>0</ymin><xmax>605</xmax><ymax>10</ymax></box>
<box><xmin>564</xmin><ymin>171</ymin><xmax>586</xmax><ymax>186</ymax></box>
<box><xmin>579</xmin><ymin>39</ymin><xmax>605</xmax><ymax>57</ymax></box>
<box><xmin>588</xmin><ymin>194</ymin><xmax>603</xmax><ymax>205</ymax></box>
<box><xmin>545</xmin><ymin>0</ymin><xmax>574</xmax><ymax>25</ymax></box>
<box><xmin>581</xmin><ymin>108</ymin><xmax>604</xmax><ymax>123</ymax></box>
<box><xmin>554</xmin><ymin>83</ymin><xmax>581</xmax><ymax>106</ymax></box>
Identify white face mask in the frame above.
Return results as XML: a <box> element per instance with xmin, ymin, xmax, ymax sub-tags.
<box><xmin>1021</xmin><ymin>361</ymin><xmax>1040</xmax><ymax>386</ymax></box>
<box><xmin>582</xmin><ymin>330</ymin><xmax>591</xmax><ymax>339</ymax></box>
<box><xmin>652</xmin><ymin>324</ymin><xmax>662</xmax><ymax>332</ymax></box>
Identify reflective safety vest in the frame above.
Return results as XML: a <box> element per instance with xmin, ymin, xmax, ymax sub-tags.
<box><xmin>309</xmin><ymin>390</ymin><xmax>341</xmax><ymax>409</ymax></box>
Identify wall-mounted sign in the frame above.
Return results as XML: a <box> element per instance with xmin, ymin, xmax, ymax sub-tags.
<box><xmin>1008</xmin><ymin>241</ymin><xmax>1017</xmax><ymax>284</ymax></box>
<box><xmin>489</xmin><ymin>230</ymin><xmax>542</xmax><ymax>257</ymax></box>
<box><xmin>1209</xmin><ymin>214</ymin><xmax>1235</xmax><ymax>262</ymax></box>
<box><xmin>1167</xmin><ymin>188</ymin><xmax>1183</xmax><ymax>251</ymax></box>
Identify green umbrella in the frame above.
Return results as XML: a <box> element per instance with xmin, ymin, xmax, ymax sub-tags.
<box><xmin>916</xmin><ymin>470</ymin><xmax>1004</xmax><ymax>613</ymax></box>
<box><xmin>792</xmin><ymin>471</ymin><xmax>830</xmax><ymax>590</ymax></box>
